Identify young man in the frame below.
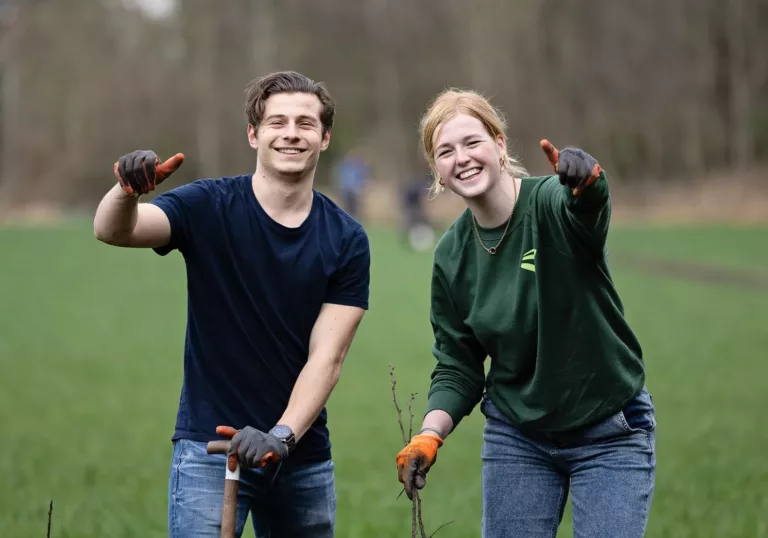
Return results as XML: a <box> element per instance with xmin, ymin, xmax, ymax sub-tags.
<box><xmin>94</xmin><ymin>71</ymin><xmax>370</xmax><ymax>538</ymax></box>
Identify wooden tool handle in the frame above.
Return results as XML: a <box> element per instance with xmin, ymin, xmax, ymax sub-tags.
<box><xmin>220</xmin><ymin>477</ymin><xmax>238</xmax><ymax>538</ymax></box>
<box><xmin>206</xmin><ymin>439</ymin><xmax>239</xmax><ymax>538</ymax></box>
<box><xmin>206</xmin><ymin>440</ymin><xmax>230</xmax><ymax>454</ymax></box>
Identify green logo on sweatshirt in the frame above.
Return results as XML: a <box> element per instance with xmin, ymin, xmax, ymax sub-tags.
<box><xmin>521</xmin><ymin>249</ymin><xmax>536</xmax><ymax>272</ymax></box>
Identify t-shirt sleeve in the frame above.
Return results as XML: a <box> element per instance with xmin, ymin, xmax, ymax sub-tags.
<box><xmin>148</xmin><ymin>180</ymin><xmax>214</xmax><ymax>256</ymax></box>
<box><xmin>325</xmin><ymin>225</ymin><xmax>371</xmax><ymax>309</ymax></box>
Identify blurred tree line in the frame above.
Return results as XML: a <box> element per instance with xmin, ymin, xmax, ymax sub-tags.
<box><xmin>0</xmin><ymin>0</ymin><xmax>766</xmax><ymax>212</ymax></box>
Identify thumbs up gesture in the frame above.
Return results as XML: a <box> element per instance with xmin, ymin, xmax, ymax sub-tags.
<box><xmin>540</xmin><ymin>140</ymin><xmax>602</xmax><ymax>197</ymax></box>
<box><xmin>113</xmin><ymin>150</ymin><xmax>185</xmax><ymax>197</ymax></box>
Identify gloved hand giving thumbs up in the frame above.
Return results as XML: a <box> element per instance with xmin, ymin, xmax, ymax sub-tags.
<box><xmin>113</xmin><ymin>149</ymin><xmax>185</xmax><ymax>197</ymax></box>
<box><xmin>540</xmin><ymin>139</ymin><xmax>602</xmax><ymax>197</ymax></box>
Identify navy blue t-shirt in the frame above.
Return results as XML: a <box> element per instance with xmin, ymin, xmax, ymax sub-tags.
<box><xmin>149</xmin><ymin>174</ymin><xmax>370</xmax><ymax>463</ymax></box>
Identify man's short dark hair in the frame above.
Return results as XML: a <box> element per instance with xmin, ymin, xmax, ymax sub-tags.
<box><xmin>244</xmin><ymin>71</ymin><xmax>335</xmax><ymax>134</ymax></box>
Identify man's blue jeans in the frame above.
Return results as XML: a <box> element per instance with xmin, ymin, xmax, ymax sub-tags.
<box><xmin>481</xmin><ymin>387</ymin><xmax>657</xmax><ymax>538</ymax></box>
<box><xmin>168</xmin><ymin>439</ymin><xmax>336</xmax><ymax>537</ymax></box>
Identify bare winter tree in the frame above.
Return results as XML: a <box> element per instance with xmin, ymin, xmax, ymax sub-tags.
<box><xmin>0</xmin><ymin>0</ymin><xmax>24</xmax><ymax>205</ymax></box>
<box><xmin>0</xmin><ymin>0</ymin><xmax>766</xmax><ymax>212</ymax></box>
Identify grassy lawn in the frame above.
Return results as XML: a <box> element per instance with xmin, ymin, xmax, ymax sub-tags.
<box><xmin>0</xmin><ymin>221</ymin><xmax>766</xmax><ymax>537</ymax></box>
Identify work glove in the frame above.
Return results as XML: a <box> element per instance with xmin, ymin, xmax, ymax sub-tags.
<box><xmin>113</xmin><ymin>149</ymin><xmax>184</xmax><ymax>197</ymax></box>
<box><xmin>395</xmin><ymin>433</ymin><xmax>443</xmax><ymax>500</ymax></box>
<box><xmin>216</xmin><ymin>425</ymin><xmax>289</xmax><ymax>470</ymax></box>
<box><xmin>540</xmin><ymin>139</ymin><xmax>602</xmax><ymax>196</ymax></box>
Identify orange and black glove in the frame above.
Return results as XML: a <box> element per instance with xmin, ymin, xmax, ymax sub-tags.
<box><xmin>396</xmin><ymin>433</ymin><xmax>443</xmax><ymax>500</ymax></box>
<box><xmin>540</xmin><ymin>139</ymin><xmax>602</xmax><ymax>197</ymax></box>
<box><xmin>216</xmin><ymin>425</ymin><xmax>288</xmax><ymax>470</ymax></box>
<box><xmin>113</xmin><ymin>149</ymin><xmax>184</xmax><ymax>197</ymax></box>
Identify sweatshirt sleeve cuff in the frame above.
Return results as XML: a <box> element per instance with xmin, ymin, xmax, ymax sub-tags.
<box><xmin>425</xmin><ymin>389</ymin><xmax>480</xmax><ymax>429</ymax></box>
<box><xmin>564</xmin><ymin>171</ymin><xmax>609</xmax><ymax>211</ymax></box>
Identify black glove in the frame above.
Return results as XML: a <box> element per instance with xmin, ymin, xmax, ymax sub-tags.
<box><xmin>540</xmin><ymin>139</ymin><xmax>603</xmax><ymax>196</ymax></box>
<box><xmin>555</xmin><ymin>147</ymin><xmax>600</xmax><ymax>190</ymax></box>
<box><xmin>228</xmin><ymin>426</ymin><xmax>290</xmax><ymax>469</ymax></box>
<box><xmin>112</xmin><ymin>149</ymin><xmax>184</xmax><ymax>196</ymax></box>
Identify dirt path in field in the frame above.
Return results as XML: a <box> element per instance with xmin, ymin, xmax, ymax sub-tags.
<box><xmin>610</xmin><ymin>252</ymin><xmax>768</xmax><ymax>292</ymax></box>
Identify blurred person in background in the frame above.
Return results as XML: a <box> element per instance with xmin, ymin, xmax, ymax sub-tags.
<box><xmin>400</xmin><ymin>171</ymin><xmax>436</xmax><ymax>252</ymax></box>
<box><xmin>334</xmin><ymin>148</ymin><xmax>370</xmax><ymax>221</ymax></box>
<box><xmin>93</xmin><ymin>71</ymin><xmax>370</xmax><ymax>538</ymax></box>
<box><xmin>395</xmin><ymin>88</ymin><xmax>656</xmax><ymax>538</ymax></box>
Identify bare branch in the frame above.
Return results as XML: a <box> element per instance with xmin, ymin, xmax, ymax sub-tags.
<box><xmin>428</xmin><ymin>519</ymin><xmax>456</xmax><ymax>537</ymax></box>
<box><xmin>408</xmin><ymin>392</ymin><xmax>416</xmax><ymax>440</ymax></box>
<box><xmin>47</xmin><ymin>500</ymin><xmax>53</xmax><ymax>538</ymax></box>
<box><xmin>417</xmin><ymin>494</ymin><xmax>427</xmax><ymax>537</ymax></box>
<box><xmin>389</xmin><ymin>364</ymin><xmax>408</xmax><ymax>446</ymax></box>
<box><xmin>390</xmin><ymin>366</ymin><xmax>451</xmax><ymax>538</ymax></box>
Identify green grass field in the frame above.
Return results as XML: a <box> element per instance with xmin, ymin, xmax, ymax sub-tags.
<box><xmin>1</xmin><ymin>221</ymin><xmax>767</xmax><ymax>537</ymax></box>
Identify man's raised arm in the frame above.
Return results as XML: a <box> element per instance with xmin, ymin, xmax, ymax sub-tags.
<box><xmin>93</xmin><ymin>150</ymin><xmax>183</xmax><ymax>248</ymax></box>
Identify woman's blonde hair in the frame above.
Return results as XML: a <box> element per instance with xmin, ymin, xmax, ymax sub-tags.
<box><xmin>419</xmin><ymin>88</ymin><xmax>528</xmax><ymax>198</ymax></box>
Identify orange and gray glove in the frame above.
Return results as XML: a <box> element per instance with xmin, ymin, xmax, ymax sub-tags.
<box><xmin>396</xmin><ymin>433</ymin><xmax>443</xmax><ymax>500</ymax></box>
<box><xmin>113</xmin><ymin>149</ymin><xmax>184</xmax><ymax>197</ymax></box>
<box><xmin>540</xmin><ymin>139</ymin><xmax>602</xmax><ymax>197</ymax></box>
<box><xmin>215</xmin><ymin>425</ymin><xmax>288</xmax><ymax>470</ymax></box>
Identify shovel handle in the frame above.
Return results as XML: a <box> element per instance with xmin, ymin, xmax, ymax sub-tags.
<box><xmin>206</xmin><ymin>440</ymin><xmax>239</xmax><ymax>538</ymax></box>
<box><xmin>207</xmin><ymin>441</ymin><xmax>277</xmax><ymax>467</ymax></box>
<box><xmin>206</xmin><ymin>440</ymin><xmax>231</xmax><ymax>455</ymax></box>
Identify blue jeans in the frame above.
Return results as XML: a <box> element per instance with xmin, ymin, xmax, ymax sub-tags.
<box><xmin>480</xmin><ymin>387</ymin><xmax>656</xmax><ymax>538</ymax></box>
<box><xmin>168</xmin><ymin>439</ymin><xmax>336</xmax><ymax>537</ymax></box>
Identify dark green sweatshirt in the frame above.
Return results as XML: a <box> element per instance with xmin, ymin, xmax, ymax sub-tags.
<box><xmin>425</xmin><ymin>173</ymin><xmax>645</xmax><ymax>434</ymax></box>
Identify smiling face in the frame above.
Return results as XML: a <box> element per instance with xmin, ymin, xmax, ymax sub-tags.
<box><xmin>247</xmin><ymin>92</ymin><xmax>331</xmax><ymax>179</ymax></box>
<box><xmin>432</xmin><ymin>113</ymin><xmax>507</xmax><ymax>200</ymax></box>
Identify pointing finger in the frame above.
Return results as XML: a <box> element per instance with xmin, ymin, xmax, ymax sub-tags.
<box><xmin>540</xmin><ymin>139</ymin><xmax>559</xmax><ymax>171</ymax></box>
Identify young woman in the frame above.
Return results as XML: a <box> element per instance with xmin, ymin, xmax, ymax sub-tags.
<box><xmin>395</xmin><ymin>89</ymin><xmax>656</xmax><ymax>538</ymax></box>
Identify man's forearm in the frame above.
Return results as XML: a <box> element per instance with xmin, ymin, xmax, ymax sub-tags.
<box><xmin>277</xmin><ymin>354</ymin><xmax>344</xmax><ymax>442</ymax></box>
<box><xmin>93</xmin><ymin>183</ymin><xmax>139</xmax><ymax>245</ymax></box>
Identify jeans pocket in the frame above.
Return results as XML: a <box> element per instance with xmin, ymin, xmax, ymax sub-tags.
<box><xmin>480</xmin><ymin>397</ymin><xmax>489</xmax><ymax>417</ymax></box>
<box><xmin>619</xmin><ymin>387</ymin><xmax>656</xmax><ymax>434</ymax></box>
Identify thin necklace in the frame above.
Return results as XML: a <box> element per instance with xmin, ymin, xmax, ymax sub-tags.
<box><xmin>472</xmin><ymin>177</ymin><xmax>519</xmax><ymax>255</ymax></box>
